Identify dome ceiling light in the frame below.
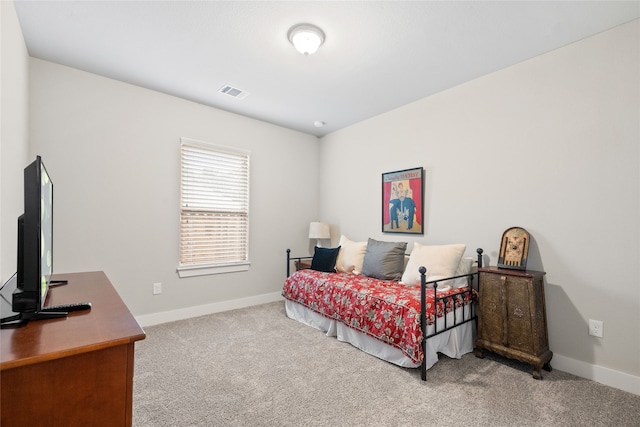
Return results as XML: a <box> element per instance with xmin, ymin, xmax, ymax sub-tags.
<box><xmin>288</xmin><ymin>24</ymin><xmax>325</xmax><ymax>56</ymax></box>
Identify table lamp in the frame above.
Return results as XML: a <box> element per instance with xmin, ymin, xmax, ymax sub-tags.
<box><xmin>308</xmin><ymin>222</ymin><xmax>330</xmax><ymax>247</ymax></box>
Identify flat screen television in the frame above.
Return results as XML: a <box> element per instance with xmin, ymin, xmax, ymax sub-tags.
<box><xmin>13</xmin><ymin>156</ymin><xmax>56</xmax><ymax>315</ymax></box>
<box><xmin>1</xmin><ymin>156</ymin><xmax>91</xmax><ymax>326</ymax></box>
<box><xmin>1</xmin><ymin>156</ymin><xmax>66</xmax><ymax>324</ymax></box>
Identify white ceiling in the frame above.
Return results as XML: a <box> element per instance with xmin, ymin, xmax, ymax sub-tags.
<box><xmin>14</xmin><ymin>1</ymin><xmax>640</xmax><ymax>137</ymax></box>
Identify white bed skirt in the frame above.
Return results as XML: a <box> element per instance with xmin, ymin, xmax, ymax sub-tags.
<box><xmin>284</xmin><ymin>299</ymin><xmax>475</xmax><ymax>370</ymax></box>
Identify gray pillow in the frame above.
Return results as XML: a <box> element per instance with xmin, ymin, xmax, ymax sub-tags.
<box><xmin>361</xmin><ymin>238</ymin><xmax>408</xmax><ymax>281</ymax></box>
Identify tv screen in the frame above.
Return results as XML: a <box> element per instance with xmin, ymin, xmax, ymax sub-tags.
<box><xmin>2</xmin><ymin>156</ymin><xmax>88</xmax><ymax>326</ymax></box>
<box><xmin>39</xmin><ymin>158</ymin><xmax>54</xmax><ymax>302</ymax></box>
<box><xmin>12</xmin><ymin>156</ymin><xmax>53</xmax><ymax>315</ymax></box>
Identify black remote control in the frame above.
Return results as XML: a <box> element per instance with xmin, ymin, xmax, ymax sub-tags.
<box><xmin>40</xmin><ymin>302</ymin><xmax>92</xmax><ymax>313</ymax></box>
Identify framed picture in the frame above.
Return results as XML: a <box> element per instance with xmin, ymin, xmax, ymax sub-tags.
<box><xmin>382</xmin><ymin>167</ymin><xmax>424</xmax><ymax>234</ymax></box>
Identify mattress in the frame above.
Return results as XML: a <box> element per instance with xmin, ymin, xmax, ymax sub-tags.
<box><xmin>282</xmin><ymin>269</ymin><xmax>476</xmax><ymax>369</ymax></box>
<box><xmin>285</xmin><ymin>300</ymin><xmax>474</xmax><ymax>369</ymax></box>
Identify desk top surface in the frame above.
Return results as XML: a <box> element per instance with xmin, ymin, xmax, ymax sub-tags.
<box><xmin>1</xmin><ymin>271</ymin><xmax>145</xmax><ymax>370</ymax></box>
<box><xmin>478</xmin><ymin>266</ymin><xmax>546</xmax><ymax>278</ymax></box>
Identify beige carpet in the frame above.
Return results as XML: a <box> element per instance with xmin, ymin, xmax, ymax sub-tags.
<box><xmin>133</xmin><ymin>301</ymin><xmax>640</xmax><ymax>426</ymax></box>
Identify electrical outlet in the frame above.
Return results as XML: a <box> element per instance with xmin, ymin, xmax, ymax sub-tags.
<box><xmin>153</xmin><ymin>282</ymin><xmax>162</xmax><ymax>295</ymax></box>
<box><xmin>589</xmin><ymin>319</ymin><xmax>603</xmax><ymax>338</ymax></box>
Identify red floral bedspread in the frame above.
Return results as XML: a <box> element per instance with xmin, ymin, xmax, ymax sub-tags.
<box><xmin>282</xmin><ymin>269</ymin><xmax>474</xmax><ymax>364</ymax></box>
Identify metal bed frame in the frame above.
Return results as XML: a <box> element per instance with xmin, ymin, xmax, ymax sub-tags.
<box><xmin>285</xmin><ymin>247</ymin><xmax>484</xmax><ymax>381</ymax></box>
<box><xmin>419</xmin><ymin>248</ymin><xmax>483</xmax><ymax>380</ymax></box>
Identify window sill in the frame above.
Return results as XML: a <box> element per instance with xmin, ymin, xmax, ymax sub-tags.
<box><xmin>177</xmin><ymin>262</ymin><xmax>251</xmax><ymax>278</ymax></box>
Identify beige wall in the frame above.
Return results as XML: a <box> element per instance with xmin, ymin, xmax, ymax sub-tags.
<box><xmin>319</xmin><ymin>20</ymin><xmax>639</xmax><ymax>386</ymax></box>
<box><xmin>0</xmin><ymin>1</ymin><xmax>30</xmax><ymax>283</ymax></box>
<box><xmin>28</xmin><ymin>59</ymin><xmax>319</xmax><ymax>318</ymax></box>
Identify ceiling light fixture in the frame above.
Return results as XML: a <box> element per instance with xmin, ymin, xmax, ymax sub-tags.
<box><xmin>288</xmin><ymin>24</ymin><xmax>325</xmax><ymax>56</ymax></box>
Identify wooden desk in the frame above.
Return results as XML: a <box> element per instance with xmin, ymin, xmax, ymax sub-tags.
<box><xmin>1</xmin><ymin>271</ymin><xmax>146</xmax><ymax>426</ymax></box>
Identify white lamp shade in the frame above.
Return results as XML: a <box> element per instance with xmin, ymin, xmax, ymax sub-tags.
<box><xmin>308</xmin><ymin>222</ymin><xmax>330</xmax><ymax>239</ymax></box>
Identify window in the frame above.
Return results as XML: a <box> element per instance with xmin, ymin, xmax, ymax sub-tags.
<box><xmin>178</xmin><ymin>138</ymin><xmax>250</xmax><ymax>277</ymax></box>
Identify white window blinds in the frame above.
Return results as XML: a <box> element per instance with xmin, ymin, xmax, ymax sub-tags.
<box><xmin>179</xmin><ymin>138</ymin><xmax>250</xmax><ymax>269</ymax></box>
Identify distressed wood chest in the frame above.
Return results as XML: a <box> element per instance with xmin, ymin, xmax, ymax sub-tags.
<box><xmin>474</xmin><ymin>266</ymin><xmax>553</xmax><ymax>379</ymax></box>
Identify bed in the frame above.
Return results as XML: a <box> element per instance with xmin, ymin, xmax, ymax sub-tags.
<box><xmin>282</xmin><ymin>236</ymin><xmax>483</xmax><ymax>380</ymax></box>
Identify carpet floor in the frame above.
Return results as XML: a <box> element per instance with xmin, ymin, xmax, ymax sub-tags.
<box><xmin>133</xmin><ymin>301</ymin><xmax>640</xmax><ymax>426</ymax></box>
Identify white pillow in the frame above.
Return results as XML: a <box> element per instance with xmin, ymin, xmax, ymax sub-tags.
<box><xmin>423</xmin><ymin>275</ymin><xmax>452</xmax><ymax>292</ymax></box>
<box><xmin>400</xmin><ymin>243</ymin><xmax>466</xmax><ymax>286</ymax></box>
<box><xmin>455</xmin><ymin>257</ymin><xmax>474</xmax><ymax>275</ymax></box>
<box><xmin>452</xmin><ymin>257</ymin><xmax>474</xmax><ymax>288</ymax></box>
<box><xmin>335</xmin><ymin>235</ymin><xmax>367</xmax><ymax>274</ymax></box>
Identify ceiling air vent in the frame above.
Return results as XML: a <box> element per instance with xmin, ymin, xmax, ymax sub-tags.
<box><xmin>218</xmin><ymin>85</ymin><xmax>250</xmax><ymax>100</ymax></box>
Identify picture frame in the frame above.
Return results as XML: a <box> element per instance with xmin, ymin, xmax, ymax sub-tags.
<box><xmin>382</xmin><ymin>167</ymin><xmax>424</xmax><ymax>234</ymax></box>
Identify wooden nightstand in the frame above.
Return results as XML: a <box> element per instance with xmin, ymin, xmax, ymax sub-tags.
<box><xmin>474</xmin><ymin>266</ymin><xmax>553</xmax><ymax>379</ymax></box>
<box><xmin>295</xmin><ymin>259</ymin><xmax>312</xmax><ymax>271</ymax></box>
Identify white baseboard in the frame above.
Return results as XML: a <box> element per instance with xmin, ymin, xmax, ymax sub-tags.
<box><xmin>552</xmin><ymin>353</ymin><xmax>640</xmax><ymax>396</ymax></box>
<box><xmin>135</xmin><ymin>292</ymin><xmax>284</xmax><ymax>327</ymax></box>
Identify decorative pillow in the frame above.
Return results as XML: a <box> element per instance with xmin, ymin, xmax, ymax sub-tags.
<box><xmin>400</xmin><ymin>243</ymin><xmax>466</xmax><ymax>286</ymax></box>
<box><xmin>423</xmin><ymin>275</ymin><xmax>452</xmax><ymax>292</ymax></box>
<box><xmin>335</xmin><ymin>235</ymin><xmax>367</xmax><ymax>274</ymax></box>
<box><xmin>452</xmin><ymin>256</ymin><xmax>474</xmax><ymax>288</ymax></box>
<box><xmin>361</xmin><ymin>238</ymin><xmax>407</xmax><ymax>281</ymax></box>
<box><xmin>455</xmin><ymin>257</ymin><xmax>474</xmax><ymax>276</ymax></box>
<box><xmin>310</xmin><ymin>246</ymin><xmax>341</xmax><ymax>273</ymax></box>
